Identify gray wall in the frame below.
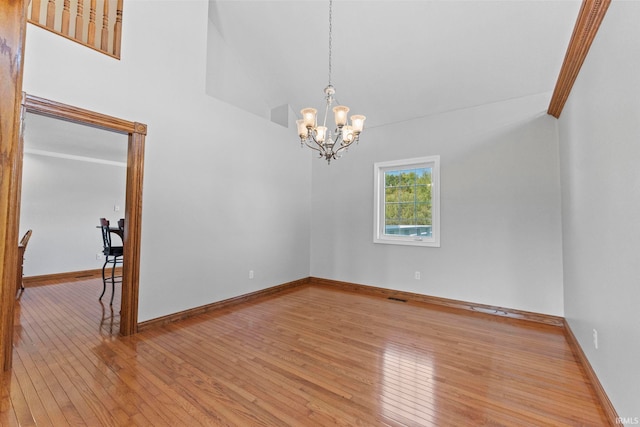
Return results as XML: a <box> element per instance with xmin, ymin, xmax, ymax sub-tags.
<box><xmin>558</xmin><ymin>1</ymin><xmax>640</xmax><ymax>419</ymax></box>
<box><xmin>23</xmin><ymin>1</ymin><xmax>312</xmax><ymax>322</ymax></box>
<box><xmin>20</xmin><ymin>1</ymin><xmax>638</xmax><ymax>417</ymax></box>
<box><xmin>20</xmin><ymin>152</ymin><xmax>126</xmax><ymax>276</ymax></box>
<box><xmin>310</xmin><ymin>93</ymin><xmax>565</xmax><ymax>316</ymax></box>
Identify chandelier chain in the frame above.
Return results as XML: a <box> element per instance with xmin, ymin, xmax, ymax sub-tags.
<box><xmin>328</xmin><ymin>0</ymin><xmax>332</xmax><ymax>87</ymax></box>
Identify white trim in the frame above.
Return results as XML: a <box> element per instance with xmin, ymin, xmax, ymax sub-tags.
<box><xmin>373</xmin><ymin>155</ymin><xmax>440</xmax><ymax>247</ymax></box>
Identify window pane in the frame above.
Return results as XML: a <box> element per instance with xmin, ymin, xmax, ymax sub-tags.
<box><xmin>375</xmin><ymin>156</ymin><xmax>440</xmax><ymax>247</ymax></box>
<box><xmin>385</xmin><ymin>203</ymin><xmax>399</xmax><ymax>225</ymax></box>
<box><xmin>398</xmin><ymin>187</ymin><xmax>414</xmax><ymax>203</ymax></box>
<box><xmin>385</xmin><ymin>186</ymin><xmax>398</xmax><ymax>202</ymax></box>
<box><xmin>383</xmin><ymin>167</ymin><xmax>432</xmax><ymax>236</ymax></box>
<box><xmin>415</xmin><ymin>202</ymin><xmax>431</xmax><ymax>223</ymax></box>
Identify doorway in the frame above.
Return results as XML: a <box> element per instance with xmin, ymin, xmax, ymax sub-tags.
<box><xmin>21</xmin><ymin>94</ymin><xmax>146</xmax><ymax>337</ymax></box>
<box><xmin>21</xmin><ymin>111</ymin><xmax>127</xmax><ymax>286</ymax></box>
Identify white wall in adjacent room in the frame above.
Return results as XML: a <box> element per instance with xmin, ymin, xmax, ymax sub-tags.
<box><xmin>20</xmin><ymin>153</ymin><xmax>126</xmax><ymax>276</ymax></box>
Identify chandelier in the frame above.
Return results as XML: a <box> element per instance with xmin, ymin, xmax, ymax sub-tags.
<box><xmin>296</xmin><ymin>0</ymin><xmax>366</xmax><ymax>164</ymax></box>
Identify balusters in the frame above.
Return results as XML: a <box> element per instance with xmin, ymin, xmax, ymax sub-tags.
<box><xmin>61</xmin><ymin>0</ymin><xmax>70</xmax><ymax>35</ymax></box>
<box><xmin>100</xmin><ymin>0</ymin><xmax>109</xmax><ymax>51</ymax></box>
<box><xmin>74</xmin><ymin>0</ymin><xmax>84</xmax><ymax>40</ymax></box>
<box><xmin>46</xmin><ymin>0</ymin><xmax>55</xmax><ymax>29</ymax></box>
<box><xmin>113</xmin><ymin>0</ymin><xmax>123</xmax><ymax>57</ymax></box>
<box><xmin>31</xmin><ymin>0</ymin><xmax>41</xmax><ymax>21</ymax></box>
<box><xmin>28</xmin><ymin>0</ymin><xmax>122</xmax><ymax>59</ymax></box>
<box><xmin>87</xmin><ymin>0</ymin><xmax>96</xmax><ymax>46</ymax></box>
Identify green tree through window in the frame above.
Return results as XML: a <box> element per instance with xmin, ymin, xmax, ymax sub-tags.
<box><xmin>374</xmin><ymin>155</ymin><xmax>440</xmax><ymax>247</ymax></box>
<box><xmin>384</xmin><ymin>168</ymin><xmax>432</xmax><ymax>235</ymax></box>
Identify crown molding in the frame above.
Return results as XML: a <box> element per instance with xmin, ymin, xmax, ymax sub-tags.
<box><xmin>548</xmin><ymin>0</ymin><xmax>611</xmax><ymax>118</ymax></box>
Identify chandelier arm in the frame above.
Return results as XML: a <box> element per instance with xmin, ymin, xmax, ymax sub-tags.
<box><xmin>331</xmin><ymin>133</ymin><xmax>360</xmax><ymax>157</ymax></box>
<box><xmin>302</xmin><ymin>139</ymin><xmax>322</xmax><ymax>153</ymax></box>
<box><xmin>332</xmin><ymin>143</ymin><xmax>351</xmax><ymax>157</ymax></box>
<box><xmin>307</xmin><ymin>132</ymin><xmax>333</xmax><ymax>155</ymax></box>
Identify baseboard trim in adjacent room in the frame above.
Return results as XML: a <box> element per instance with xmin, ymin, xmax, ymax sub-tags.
<box><xmin>309</xmin><ymin>277</ymin><xmax>565</xmax><ymax>327</ymax></box>
<box><xmin>562</xmin><ymin>320</ymin><xmax>619</xmax><ymax>425</ymax></box>
<box><xmin>137</xmin><ymin>277</ymin><xmax>311</xmax><ymax>332</ymax></box>
<box><xmin>23</xmin><ymin>268</ymin><xmax>120</xmax><ymax>287</ymax></box>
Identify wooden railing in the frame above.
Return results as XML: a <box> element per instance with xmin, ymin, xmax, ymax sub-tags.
<box><xmin>28</xmin><ymin>0</ymin><xmax>123</xmax><ymax>59</ymax></box>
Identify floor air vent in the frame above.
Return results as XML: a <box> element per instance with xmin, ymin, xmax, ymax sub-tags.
<box><xmin>387</xmin><ymin>297</ymin><xmax>407</xmax><ymax>303</ymax></box>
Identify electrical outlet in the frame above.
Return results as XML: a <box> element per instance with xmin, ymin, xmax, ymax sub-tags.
<box><xmin>249</xmin><ymin>270</ymin><xmax>254</xmax><ymax>279</ymax></box>
<box><xmin>96</xmin><ymin>253</ymin><xmax>103</xmax><ymax>260</ymax></box>
<box><xmin>593</xmin><ymin>329</ymin><xmax>598</xmax><ymax>349</ymax></box>
<box><xmin>414</xmin><ymin>271</ymin><xmax>421</xmax><ymax>280</ymax></box>
<box><xmin>114</xmin><ymin>205</ymin><xmax>120</xmax><ymax>212</ymax></box>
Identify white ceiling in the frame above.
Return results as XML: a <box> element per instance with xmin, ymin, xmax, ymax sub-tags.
<box><xmin>209</xmin><ymin>0</ymin><xmax>582</xmax><ymax>128</ymax></box>
<box><xmin>24</xmin><ymin>1</ymin><xmax>582</xmax><ymax>160</ymax></box>
<box><xmin>24</xmin><ymin>112</ymin><xmax>128</xmax><ymax>164</ymax></box>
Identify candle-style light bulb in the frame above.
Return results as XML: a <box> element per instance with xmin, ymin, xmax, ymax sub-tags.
<box><xmin>316</xmin><ymin>126</ymin><xmax>327</xmax><ymax>143</ymax></box>
<box><xmin>351</xmin><ymin>115</ymin><xmax>366</xmax><ymax>134</ymax></box>
<box><xmin>301</xmin><ymin>108</ymin><xmax>317</xmax><ymax>128</ymax></box>
<box><xmin>296</xmin><ymin>120</ymin><xmax>308</xmax><ymax>139</ymax></box>
<box><xmin>333</xmin><ymin>106</ymin><xmax>349</xmax><ymax>127</ymax></box>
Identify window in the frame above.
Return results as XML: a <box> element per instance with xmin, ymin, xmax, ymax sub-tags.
<box><xmin>374</xmin><ymin>156</ymin><xmax>440</xmax><ymax>247</ymax></box>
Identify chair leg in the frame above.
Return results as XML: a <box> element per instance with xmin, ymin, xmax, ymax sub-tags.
<box><xmin>100</xmin><ymin>258</ymin><xmax>108</xmax><ymax>300</ymax></box>
<box><xmin>110</xmin><ymin>259</ymin><xmax>117</xmax><ymax>306</ymax></box>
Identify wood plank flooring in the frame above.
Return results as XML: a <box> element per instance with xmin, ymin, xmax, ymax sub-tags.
<box><xmin>1</xmin><ymin>279</ymin><xmax>610</xmax><ymax>426</ymax></box>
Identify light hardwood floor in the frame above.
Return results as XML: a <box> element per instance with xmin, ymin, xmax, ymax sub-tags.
<box><xmin>2</xmin><ymin>279</ymin><xmax>609</xmax><ymax>426</ymax></box>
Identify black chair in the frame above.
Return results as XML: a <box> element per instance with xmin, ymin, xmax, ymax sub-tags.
<box><xmin>99</xmin><ymin>218</ymin><xmax>123</xmax><ymax>305</ymax></box>
<box><xmin>17</xmin><ymin>229</ymin><xmax>32</xmax><ymax>294</ymax></box>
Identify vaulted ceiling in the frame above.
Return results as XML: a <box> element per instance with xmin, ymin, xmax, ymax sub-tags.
<box><xmin>25</xmin><ymin>1</ymin><xmax>589</xmax><ymax>160</ymax></box>
<box><xmin>208</xmin><ymin>0</ymin><xmax>582</xmax><ymax>128</ymax></box>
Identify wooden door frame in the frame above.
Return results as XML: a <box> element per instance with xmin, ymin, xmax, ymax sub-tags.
<box><xmin>0</xmin><ymin>1</ymin><xmax>145</xmax><ymax>372</ymax></box>
<box><xmin>22</xmin><ymin>94</ymin><xmax>146</xmax><ymax>339</ymax></box>
<box><xmin>1</xmin><ymin>0</ymin><xmax>29</xmax><ymax>372</ymax></box>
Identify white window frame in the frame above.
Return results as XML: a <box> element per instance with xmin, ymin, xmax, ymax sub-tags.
<box><xmin>373</xmin><ymin>156</ymin><xmax>440</xmax><ymax>247</ymax></box>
